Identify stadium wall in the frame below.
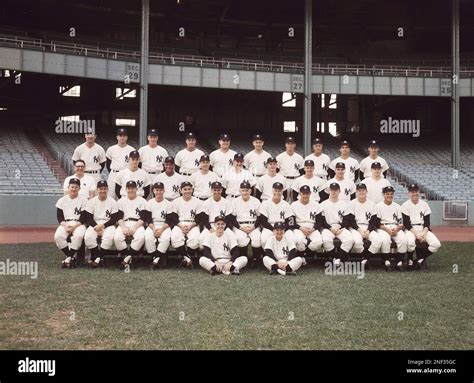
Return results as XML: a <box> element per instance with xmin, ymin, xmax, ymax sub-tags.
<box><xmin>0</xmin><ymin>195</ymin><xmax>472</xmax><ymax>227</ymax></box>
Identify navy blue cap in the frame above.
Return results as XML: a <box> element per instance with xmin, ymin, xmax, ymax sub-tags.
<box><xmin>240</xmin><ymin>181</ymin><xmax>251</xmax><ymax>189</ymax></box>
<box><xmin>200</xmin><ymin>155</ymin><xmax>210</xmax><ymax>162</ymax></box>
<box><xmin>211</xmin><ymin>181</ymin><xmax>223</xmax><ymax>189</ymax></box>
<box><xmin>304</xmin><ymin>159</ymin><xmax>315</xmax><ymax>167</ymax></box>
<box><xmin>286</xmin><ymin>136</ymin><xmax>296</xmax><ymax>144</ymax></box>
<box><xmin>408</xmin><ymin>184</ymin><xmax>419</xmax><ymax>191</ymax></box>
<box><xmin>371</xmin><ymin>161</ymin><xmax>382</xmax><ymax>169</ymax></box>
<box><xmin>313</xmin><ymin>138</ymin><xmax>323</xmax><ymax>145</ymax></box>
<box><xmin>153</xmin><ymin>182</ymin><xmax>165</xmax><ymax>189</ymax></box>
<box><xmin>219</xmin><ymin>133</ymin><xmax>230</xmax><ymax>140</ymax></box>
<box><xmin>234</xmin><ymin>153</ymin><xmax>244</xmax><ymax>161</ymax></box>
<box><xmin>116</xmin><ymin>127</ymin><xmax>128</xmax><ymax>135</ymax></box>
<box><xmin>329</xmin><ymin>182</ymin><xmax>340</xmax><ymax>190</ymax></box>
<box><xmin>97</xmin><ymin>180</ymin><xmax>108</xmax><ymax>188</ymax></box>
<box><xmin>382</xmin><ymin>186</ymin><xmax>395</xmax><ymax>193</ymax></box>
<box><xmin>369</xmin><ymin>140</ymin><xmax>379</xmax><ymax>147</ymax></box>
<box><xmin>340</xmin><ymin>140</ymin><xmax>350</xmax><ymax>147</ymax></box>
<box><xmin>126</xmin><ymin>180</ymin><xmax>137</xmax><ymax>188</ymax></box>
<box><xmin>214</xmin><ymin>215</ymin><xmax>226</xmax><ymax>223</ymax></box>
<box><xmin>273</xmin><ymin>222</ymin><xmax>285</xmax><ymax>230</ymax></box>
<box><xmin>129</xmin><ymin>150</ymin><xmax>140</xmax><ymax>158</ymax></box>
<box><xmin>164</xmin><ymin>156</ymin><xmax>174</xmax><ymax>163</ymax></box>
<box><xmin>272</xmin><ymin>182</ymin><xmax>284</xmax><ymax>190</ymax></box>
<box><xmin>147</xmin><ymin>129</ymin><xmax>158</xmax><ymax>136</ymax></box>
<box><xmin>266</xmin><ymin>157</ymin><xmax>277</xmax><ymax>164</ymax></box>
<box><xmin>335</xmin><ymin>162</ymin><xmax>346</xmax><ymax>169</ymax></box>
<box><xmin>186</xmin><ymin>132</ymin><xmax>197</xmax><ymax>140</ymax></box>
<box><xmin>252</xmin><ymin>134</ymin><xmax>264</xmax><ymax>141</ymax></box>
<box><xmin>300</xmin><ymin>185</ymin><xmax>311</xmax><ymax>193</ymax></box>
<box><xmin>180</xmin><ymin>181</ymin><xmax>193</xmax><ymax>189</ymax></box>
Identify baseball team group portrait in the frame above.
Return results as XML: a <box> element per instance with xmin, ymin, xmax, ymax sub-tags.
<box><xmin>0</xmin><ymin>0</ymin><xmax>473</xmax><ymax>369</ymax></box>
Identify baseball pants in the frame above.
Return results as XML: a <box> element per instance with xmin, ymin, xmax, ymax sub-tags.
<box><xmin>349</xmin><ymin>228</ymin><xmax>382</xmax><ymax>254</ymax></box>
<box><xmin>377</xmin><ymin>228</ymin><xmax>408</xmax><ymax>253</ymax></box>
<box><xmin>263</xmin><ymin>256</ymin><xmax>303</xmax><ymax>272</ymax></box>
<box><xmin>321</xmin><ymin>228</ymin><xmax>354</xmax><ymax>253</ymax></box>
<box><xmin>199</xmin><ymin>256</ymin><xmax>248</xmax><ymax>272</ymax></box>
<box><xmin>171</xmin><ymin>225</ymin><xmax>200</xmax><ymax>249</ymax></box>
<box><xmin>54</xmin><ymin>224</ymin><xmax>86</xmax><ymax>251</ymax></box>
<box><xmin>406</xmin><ymin>229</ymin><xmax>441</xmax><ymax>253</ymax></box>
<box><xmin>114</xmin><ymin>222</ymin><xmax>145</xmax><ymax>251</ymax></box>
<box><xmin>232</xmin><ymin>226</ymin><xmax>261</xmax><ymax>248</ymax></box>
<box><xmin>84</xmin><ymin>226</ymin><xmax>115</xmax><ymax>250</ymax></box>
<box><xmin>289</xmin><ymin>228</ymin><xmax>323</xmax><ymax>252</ymax></box>
<box><xmin>145</xmin><ymin>226</ymin><xmax>172</xmax><ymax>254</ymax></box>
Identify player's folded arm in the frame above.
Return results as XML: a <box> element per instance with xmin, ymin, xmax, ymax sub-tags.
<box><xmin>116</xmin><ymin>210</ymin><xmax>125</xmax><ymax>222</ymax></box>
<box><xmin>202</xmin><ymin>246</ymin><xmax>213</xmax><ymax>259</ymax></box>
<box><xmin>319</xmin><ymin>215</ymin><xmax>331</xmax><ymax>230</ymax></box>
<box><xmin>264</xmin><ymin>248</ymin><xmax>277</xmax><ymax>260</ymax></box>
<box><xmin>259</xmin><ymin>214</ymin><xmax>273</xmax><ymax>230</ymax></box>
<box><xmin>226</xmin><ymin>214</ymin><xmax>239</xmax><ymax>230</ymax></box>
<box><xmin>141</xmin><ymin>210</ymin><xmax>152</xmax><ymax>227</ymax></box>
<box><xmin>104</xmin><ymin>212</ymin><xmax>118</xmax><ymax>228</ymax></box>
<box><xmin>81</xmin><ymin>210</ymin><xmax>96</xmax><ymax>226</ymax></box>
<box><xmin>402</xmin><ymin>213</ymin><xmax>413</xmax><ymax>231</ymax></box>
<box><xmin>230</xmin><ymin>246</ymin><xmax>240</xmax><ymax>262</ymax></box>
<box><xmin>165</xmin><ymin>213</ymin><xmax>176</xmax><ymax>228</ymax></box>
<box><xmin>342</xmin><ymin>213</ymin><xmax>357</xmax><ymax>230</ymax></box>
<box><xmin>287</xmin><ymin>248</ymin><xmax>298</xmax><ymax>261</ymax></box>
<box><xmin>368</xmin><ymin>215</ymin><xmax>379</xmax><ymax>232</ymax></box>
<box><xmin>313</xmin><ymin>213</ymin><xmax>325</xmax><ymax>231</ymax></box>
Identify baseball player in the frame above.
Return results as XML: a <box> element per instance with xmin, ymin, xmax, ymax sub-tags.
<box><xmin>263</xmin><ymin>222</ymin><xmax>302</xmax><ymax>276</ymax></box>
<box><xmin>289</xmin><ymin>185</ymin><xmax>324</xmax><ymax>258</ymax></box>
<box><xmin>105</xmin><ymin>127</ymin><xmax>135</xmax><ymax>198</ymax></box>
<box><xmin>114</xmin><ymin>180</ymin><xmax>147</xmax><ymax>269</ymax></box>
<box><xmin>329</xmin><ymin>140</ymin><xmax>359</xmax><ymax>181</ymax></box>
<box><xmin>342</xmin><ymin>183</ymin><xmax>381</xmax><ymax>268</ymax></box>
<box><xmin>323</xmin><ymin>162</ymin><xmax>356</xmax><ymax>202</ymax></box>
<box><xmin>138</xmin><ymin>128</ymin><xmax>169</xmax><ymax>178</ymax></box>
<box><xmin>227</xmin><ymin>181</ymin><xmax>262</xmax><ymax>263</ymax></box>
<box><xmin>209</xmin><ymin>133</ymin><xmax>236</xmax><ymax>177</ymax></box>
<box><xmin>115</xmin><ymin>150</ymin><xmax>152</xmax><ymax>199</ymax></box>
<box><xmin>375</xmin><ymin>186</ymin><xmax>407</xmax><ymax>272</ymax></box>
<box><xmin>169</xmin><ymin>181</ymin><xmax>202</xmax><ymax>268</ymax></box>
<box><xmin>319</xmin><ymin>182</ymin><xmax>354</xmax><ymax>266</ymax></box>
<box><xmin>189</xmin><ymin>155</ymin><xmax>219</xmax><ymax>201</ymax></box>
<box><xmin>63</xmin><ymin>159</ymin><xmax>96</xmax><ymax>199</ymax></box>
<box><xmin>305</xmin><ymin>138</ymin><xmax>331</xmax><ymax>180</ymax></box>
<box><xmin>83</xmin><ymin>180</ymin><xmax>118</xmax><ymax>268</ymax></box>
<box><xmin>54</xmin><ymin>178</ymin><xmax>88</xmax><ymax>268</ymax></box>
<box><xmin>402</xmin><ymin>184</ymin><xmax>441</xmax><ymax>270</ymax></box>
<box><xmin>197</xmin><ymin>181</ymin><xmax>233</xmax><ymax>250</ymax></box>
<box><xmin>174</xmin><ymin>132</ymin><xmax>204</xmax><ymax>179</ymax></box>
<box><xmin>199</xmin><ymin>216</ymin><xmax>248</xmax><ymax>275</ymax></box>
<box><xmin>291</xmin><ymin>159</ymin><xmax>326</xmax><ymax>203</ymax></box>
<box><xmin>276</xmin><ymin>136</ymin><xmax>304</xmax><ymax>199</ymax></box>
<box><xmin>244</xmin><ymin>134</ymin><xmax>272</xmax><ymax>178</ymax></box>
<box><xmin>360</xmin><ymin>162</ymin><xmax>391</xmax><ymax>204</ymax></box>
<box><xmin>255</xmin><ymin>157</ymin><xmax>287</xmax><ymax>201</ymax></box>
<box><xmin>359</xmin><ymin>140</ymin><xmax>389</xmax><ymax>180</ymax></box>
<box><xmin>71</xmin><ymin>130</ymin><xmax>106</xmax><ymax>182</ymax></box>
<box><xmin>143</xmin><ymin>182</ymin><xmax>173</xmax><ymax>270</ymax></box>
<box><xmin>221</xmin><ymin>153</ymin><xmax>256</xmax><ymax>199</ymax></box>
<box><xmin>153</xmin><ymin>156</ymin><xmax>183</xmax><ymax>201</ymax></box>
<box><xmin>258</xmin><ymin>182</ymin><xmax>294</xmax><ymax>247</ymax></box>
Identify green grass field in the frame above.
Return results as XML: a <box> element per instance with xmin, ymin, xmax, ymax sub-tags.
<box><xmin>0</xmin><ymin>242</ymin><xmax>472</xmax><ymax>350</ymax></box>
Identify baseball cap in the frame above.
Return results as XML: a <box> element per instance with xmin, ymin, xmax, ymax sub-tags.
<box><xmin>408</xmin><ymin>184</ymin><xmax>419</xmax><ymax>191</ymax></box>
<box><xmin>313</xmin><ymin>138</ymin><xmax>323</xmax><ymax>145</ymax></box>
<box><xmin>234</xmin><ymin>153</ymin><xmax>244</xmax><ymax>161</ymax></box>
<box><xmin>329</xmin><ymin>182</ymin><xmax>340</xmax><ymax>190</ymax></box>
<box><xmin>273</xmin><ymin>222</ymin><xmax>285</xmax><ymax>230</ymax></box>
<box><xmin>266</xmin><ymin>157</ymin><xmax>277</xmax><ymax>164</ymax></box>
<box><xmin>186</xmin><ymin>132</ymin><xmax>197</xmax><ymax>140</ymax></box>
<box><xmin>335</xmin><ymin>162</ymin><xmax>346</xmax><ymax>169</ymax></box>
<box><xmin>219</xmin><ymin>133</ymin><xmax>230</xmax><ymax>140</ymax></box>
<box><xmin>369</xmin><ymin>140</ymin><xmax>378</xmax><ymax>147</ymax></box>
<box><xmin>371</xmin><ymin>161</ymin><xmax>382</xmax><ymax>169</ymax></box>
<box><xmin>214</xmin><ymin>215</ymin><xmax>226</xmax><ymax>224</ymax></box>
<box><xmin>180</xmin><ymin>181</ymin><xmax>193</xmax><ymax>189</ymax></box>
<box><xmin>129</xmin><ymin>150</ymin><xmax>140</xmax><ymax>159</ymax></box>
<box><xmin>304</xmin><ymin>159</ymin><xmax>315</xmax><ymax>167</ymax></box>
<box><xmin>356</xmin><ymin>183</ymin><xmax>367</xmax><ymax>190</ymax></box>
<box><xmin>85</xmin><ymin>126</ymin><xmax>95</xmax><ymax>135</ymax></box>
<box><xmin>382</xmin><ymin>186</ymin><xmax>395</xmax><ymax>193</ymax></box>
<box><xmin>300</xmin><ymin>185</ymin><xmax>311</xmax><ymax>193</ymax></box>
<box><xmin>211</xmin><ymin>181</ymin><xmax>223</xmax><ymax>189</ymax></box>
<box><xmin>286</xmin><ymin>136</ymin><xmax>296</xmax><ymax>144</ymax></box>
<box><xmin>69</xmin><ymin>178</ymin><xmax>81</xmax><ymax>186</ymax></box>
<box><xmin>164</xmin><ymin>156</ymin><xmax>175</xmax><ymax>163</ymax></box>
<box><xmin>116</xmin><ymin>127</ymin><xmax>128</xmax><ymax>135</ymax></box>
<box><xmin>153</xmin><ymin>182</ymin><xmax>165</xmax><ymax>189</ymax></box>
<box><xmin>272</xmin><ymin>182</ymin><xmax>284</xmax><ymax>190</ymax></box>
<box><xmin>340</xmin><ymin>140</ymin><xmax>350</xmax><ymax>147</ymax></box>
<box><xmin>240</xmin><ymin>181</ymin><xmax>251</xmax><ymax>189</ymax></box>
<box><xmin>252</xmin><ymin>134</ymin><xmax>264</xmax><ymax>141</ymax></box>
<box><xmin>147</xmin><ymin>129</ymin><xmax>158</xmax><ymax>136</ymax></box>
<box><xmin>97</xmin><ymin>180</ymin><xmax>108</xmax><ymax>188</ymax></box>
<box><xmin>200</xmin><ymin>155</ymin><xmax>210</xmax><ymax>162</ymax></box>
<box><xmin>126</xmin><ymin>180</ymin><xmax>137</xmax><ymax>188</ymax></box>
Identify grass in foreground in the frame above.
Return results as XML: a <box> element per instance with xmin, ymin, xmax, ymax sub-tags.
<box><xmin>0</xmin><ymin>242</ymin><xmax>472</xmax><ymax>350</ymax></box>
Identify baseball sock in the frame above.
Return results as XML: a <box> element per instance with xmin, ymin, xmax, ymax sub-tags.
<box><xmin>239</xmin><ymin>247</ymin><xmax>248</xmax><ymax>258</ymax></box>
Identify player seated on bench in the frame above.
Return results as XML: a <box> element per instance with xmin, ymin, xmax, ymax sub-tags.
<box><xmin>263</xmin><ymin>222</ymin><xmax>302</xmax><ymax>276</ymax></box>
<box><xmin>199</xmin><ymin>216</ymin><xmax>248</xmax><ymax>275</ymax></box>
<box><xmin>402</xmin><ymin>184</ymin><xmax>441</xmax><ymax>271</ymax></box>
<box><xmin>55</xmin><ymin>177</ymin><xmax>88</xmax><ymax>269</ymax></box>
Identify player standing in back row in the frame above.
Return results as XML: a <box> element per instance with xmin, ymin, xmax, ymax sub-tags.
<box><xmin>138</xmin><ymin>128</ymin><xmax>169</xmax><ymax>179</ymax></box>
<box><xmin>71</xmin><ymin>128</ymin><xmax>106</xmax><ymax>182</ymax></box>
<box><xmin>276</xmin><ymin>136</ymin><xmax>304</xmax><ymax>201</ymax></box>
<box><xmin>305</xmin><ymin>138</ymin><xmax>331</xmax><ymax>180</ymax></box>
<box><xmin>359</xmin><ymin>140</ymin><xmax>389</xmax><ymax>180</ymax></box>
<box><xmin>175</xmin><ymin>132</ymin><xmax>204</xmax><ymax>180</ymax></box>
<box><xmin>329</xmin><ymin>140</ymin><xmax>359</xmax><ymax>182</ymax></box>
<box><xmin>209</xmin><ymin>133</ymin><xmax>236</xmax><ymax>177</ymax></box>
<box><xmin>244</xmin><ymin>134</ymin><xmax>272</xmax><ymax>178</ymax></box>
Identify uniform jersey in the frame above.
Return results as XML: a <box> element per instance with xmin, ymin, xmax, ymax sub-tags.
<box><xmin>153</xmin><ymin>172</ymin><xmax>183</xmax><ymax>201</ymax></box>
<box><xmin>244</xmin><ymin>150</ymin><xmax>272</xmax><ymax>177</ymax></box>
<box><xmin>375</xmin><ymin>201</ymin><xmax>403</xmax><ymax>226</ymax></box>
<box><xmin>117</xmin><ymin>196</ymin><xmax>147</xmax><ymax>221</ymax></box>
<box><xmin>329</xmin><ymin>156</ymin><xmax>360</xmax><ymax>181</ymax></box>
<box><xmin>55</xmin><ymin>195</ymin><xmax>88</xmax><ymax>221</ymax></box>
<box><xmin>320</xmin><ymin>199</ymin><xmax>348</xmax><ymax>226</ymax></box>
<box><xmin>256</xmin><ymin>173</ymin><xmax>287</xmax><ymax>200</ymax></box>
<box><xmin>171</xmin><ymin>196</ymin><xmax>201</xmax><ymax>223</ymax></box>
<box><xmin>359</xmin><ymin>155</ymin><xmax>389</xmax><ymax>178</ymax></box>
<box><xmin>264</xmin><ymin>235</ymin><xmax>296</xmax><ymax>261</ymax></box>
<box><xmin>189</xmin><ymin>170</ymin><xmax>220</xmax><ymax>199</ymax></box>
<box><xmin>198</xmin><ymin>197</ymin><xmax>233</xmax><ymax>225</ymax></box>
<box><xmin>305</xmin><ymin>153</ymin><xmax>331</xmax><ymax>179</ymax></box>
<box><xmin>345</xmin><ymin>198</ymin><xmax>377</xmax><ymax>228</ymax></box>
<box><xmin>85</xmin><ymin>196</ymin><xmax>118</xmax><ymax>225</ymax></box>
<box><xmin>203</xmin><ymin>231</ymin><xmax>238</xmax><ymax>260</ymax></box>
<box><xmin>175</xmin><ymin>148</ymin><xmax>205</xmax><ymax>175</ymax></box>
<box><xmin>325</xmin><ymin>177</ymin><xmax>356</xmax><ymax>201</ymax></box>
<box><xmin>115</xmin><ymin>168</ymin><xmax>152</xmax><ymax>197</ymax></box>
<box><xmin>71</xmin><ymin>143</ymin><xmax>106</xmax><ymax>172</ymax></box>
<box><xmin>360</xmin><ymin>177</ymin><xmax>391</xmax><ymax>204</ymax></box>
<box><xmin>221</xmin><ymin>168</ymin><xmax>256</xmax><ymax>197</ymax></box>
<box><xmin>291</xmin><ymin>175</ymin><xmax>325</xmax><ymax>202</ymax></box>
<box><xmin>259</xmin><ymin>199</ymin><xmax>293</xmax><ymax>225</ymax></box>
<box><xmin>209</xmin><ymin>149</ymin><xmax>236</xmax><ymax>177</ymax></box>
<box><xmin>291</xmin><ymin>200</ymin><xmax>323</xmax><ymax>229</ymax></box>
<box><xmin>401</xmin><ymin>199</ymin><xmax>432</xmax><ymax>227</ymax></box>
<box><xmin>231</xmin><ymin>196</ymin><xmax>261</xmax><ymax>224</ymax></box>
<box><xmin>145</xmin><ymin>198</ymin><xmax>172</xmax><ymax>226</ymax></box>
<box><xmin>138</xmin><ymin>144</ymin><xmax>169</xmax><ymax>173</ymax></box>
<box><xmin>106</xmin><ymin>144</ymin><xmax>135</xmax><ymax>171</ymax></box>
<box><xmin>63</xmin><ymin>174</ymin><xmax>96</xmax><ymax>199</ymax></box>
<box><xmin>276</xmin><ymin>152</ymin><xmax>304</xmax><ymax>177</ymax></box>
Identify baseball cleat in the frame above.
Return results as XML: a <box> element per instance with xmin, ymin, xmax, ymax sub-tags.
<box><xmin>91</xmin><ymin>257</ymin><xmax>101</xmax><ymax>268</ymax></box>
<box><xmin>384</xmin><ymin>260</ymin><xmax>392</xmax><ymax>272</ymax></box>
<box><xmin>396</xmin><ymin>261</ymin><xmax>404</xmax><ymax>272</ymax></box>
<box><xmin>285</xmin><ymin>271</ymin><xmax>297</xmax><ymax>276</ymax></box>
<box><xmin>269</xmin><ymin>269</ymin><xmax>277</xmax><ymax>275</ymax></box>
<box><xmin>231</xmin><ymin>269</ymin><xmax>240</xmax><ymax>276</ymax></box>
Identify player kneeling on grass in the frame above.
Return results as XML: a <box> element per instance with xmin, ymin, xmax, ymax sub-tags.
<box><xmin>114</xmin><ymin>181</ymin><xmax>146</xmax><ymax>269</ymax></box>
<box><xmin>199</xmin><ymin>216</ymin><xmax>247</xmax><ymax>275</ymax></box>
<box><xmin>375</xmin><ymin>186</ymin><xmax>407</xmax><ymax>272</ymax></box>
<box><xmin>402</xmin><ymin>184</ymin><xmax>441</xmax><ymax>271</ymax></box>
<box><xmin>143</xmin><ymin>182</ymin><xmax>173</xmax><ymax>270</ymax></box>
<box><xmin>83</xmin><ymin>180</ymin><xmax>119</xmax><ymax>268</ymax></box>
<box><xmin>55</xmin><ymin>178</ymin><xmax>88</xmax><ymax>268</ymax></box>
<box><xmin>263</xmin><ymin>222</ymin><xmax>302</xmax><ymax>276</ymax></box>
